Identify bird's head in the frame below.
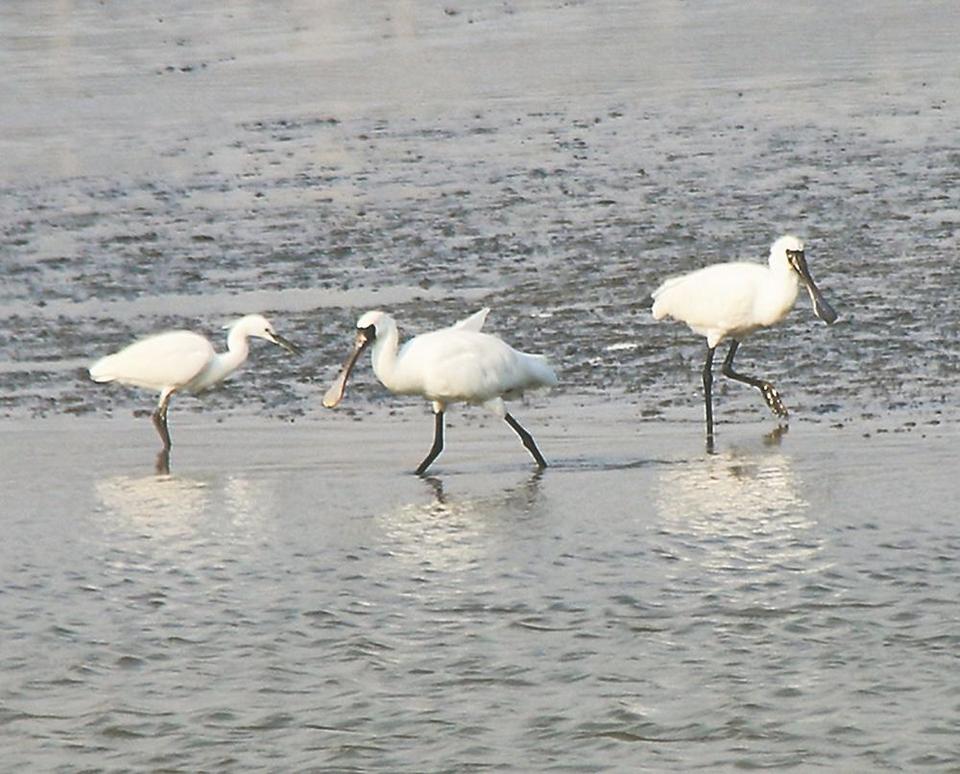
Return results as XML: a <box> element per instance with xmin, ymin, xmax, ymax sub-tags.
<box><xmin>770</xmin><ymin>236</ymin><xmax>838</xmax><ymax>325</ymax></box>
<box><xmin>355</xmin><ymin>310</ymin><xmax>387</xmax><ymax>344</ymax></box>
<box><xmin>771</xmin><ymin>234</ymin><xmax>804</xmax><ymax>260</ymax></box>
<box><xmin>322</xmin><ymin>310</ymin><xmax>393</xmax><ymax>408</ymax></box>
<box><xmin>230</xmin><ymin>314</ymin><xmax>301</xmax><ymax>354</ymax></box>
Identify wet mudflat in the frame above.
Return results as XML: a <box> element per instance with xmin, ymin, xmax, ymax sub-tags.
<box><xmin>2</xmin><ymin>1</ymin><xmax>959</xmax><ymax>771</ymax></box>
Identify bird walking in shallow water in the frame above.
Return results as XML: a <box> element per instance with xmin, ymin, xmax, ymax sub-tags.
<box><xmin>89</xmin><ymin>314</ymin><xmax>299</xmax><ymax>469</ymax></box>
<box><xmin>322</xmin><ymin>307</ymin><xmax>557</xmax><ymax>475</ymax></box>
<box><xmin>652</xmin><ymin>235</ymin><xmax>837</xmax><ymax>443</ymax></box>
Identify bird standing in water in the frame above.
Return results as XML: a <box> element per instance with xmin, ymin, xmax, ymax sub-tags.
<box><xmin>322</xmin><ymin>308</ymin><xmax>557</xmax><ymax>474</ymax></box>
<box><xmin>90</xmin><ymin>314</ymin><xmax>299</xmax><ymax>470</ymax></box>
<box><xmin>652</xmin><ymin>235</ymin><xmax>837</xmax><ymax>443</ymax></box>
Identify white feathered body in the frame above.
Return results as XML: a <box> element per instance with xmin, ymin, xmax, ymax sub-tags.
<box><xmin>89</xmin><ymin>331</ymin><xmax>220</xmax><ymax>393</ymax></box>
<box><xmin>390</xmin><ymin>329</ymin><xmax>555</xmax><ymax>403</ymax></box>
<box><xmin>365</xmin><ymin>311</ymin><xmax>557</xmax><ymax>415</ymax></box>
<box><xmin>652</xmin><ymin>261</ymin><xmax>800</xmax><ymax>349</ymax></box>
<box><xmin>87</xmin><ymin>316</ymin><xmax>276</xmax><ymax>395</ymax></box>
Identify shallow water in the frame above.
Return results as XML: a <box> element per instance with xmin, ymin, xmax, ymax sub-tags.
<box><xmin>2</xmin><ymin>1</ymin><xmax>959</xmax><ymax>771</ymax></box>
<box><xmin>3</xmin><ymin>416</ymin><xmax>959</xmax><ymax>771</ymax></box>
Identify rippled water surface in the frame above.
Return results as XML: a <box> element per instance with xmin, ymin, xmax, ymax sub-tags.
<box><xmin>2</xmin><ymin>1</ymin><xmax>959</xmax><ymax>771</ymax></box>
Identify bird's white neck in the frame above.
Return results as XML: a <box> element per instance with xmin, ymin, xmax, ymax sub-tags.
<box><xmin>757</xmin><ymin>262</ymin><xmax>801</xmax><ymax>326</ymax></box>
<box><xmin>194</xmin><ymin>326</ymin><xmax>250</xmax><ymax>391</ymax></box>
<box><xmin>370</xmin><ymin>322</ymin><xmax>403</xmax><ymax>392</ymax></box>
<box><xmin>771</xmin><ymin>255</ymin><xmax>800</xmax><ymax>287</ymax></box>
<box><xmin>223</xmin><ymin>326</ymin><xmax>252</xmax><ymax>375</ymax></box>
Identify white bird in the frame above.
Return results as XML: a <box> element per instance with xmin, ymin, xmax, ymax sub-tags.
<box><xmin>89</xmin><ymin>314</ymin><xmax>299</xmax><ymax>460</ymax></box>
<box><xmin>652</xmin><ymin>235</ymin><xmax>837</xmax><ymax>441</ymax></box>
<box><xmin>322</xmin><ymin>307</ymin><xmax>557</xmax><ymax>474</ymax></box>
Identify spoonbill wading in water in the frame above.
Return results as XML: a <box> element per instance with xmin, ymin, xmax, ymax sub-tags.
<box><xmin>652</xmin><ymin>235</ymin><xmax>838</xmax><ymax>442</ymax></box>
<box><xmin>89</xmin><ymin>314</ymin><xmax>300</xmax><ymax>467</ymax></box>
<box><xmin>322</xmin><ymin>308</ymin><xmax>557</xmax><ymax>475</ymax></box>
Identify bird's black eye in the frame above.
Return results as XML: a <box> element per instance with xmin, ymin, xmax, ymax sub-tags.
<box><xmin>359</xmin><ymin>324</ymin><xmax>377</xmax><ymax>341</ymax></box>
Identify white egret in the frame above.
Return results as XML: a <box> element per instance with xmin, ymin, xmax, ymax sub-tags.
<box><xmin>89</xmin><ymin>314</ymin><xmax>300</xmax><ymax>457</ymax></box>
<box><xmin>322</xmin><ymin>308</ymin><xmax>557</xmax><ymax>474</ymax></box>
<box><xmin>652</xmin><ymin>235</ymin><xmax>837</xmax><ymax>441</ymax></box>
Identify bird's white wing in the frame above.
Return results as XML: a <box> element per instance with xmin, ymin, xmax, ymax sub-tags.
<box><xmin>89</xmin><ymin>330</ymin><xmax>215</xmax><ymax>391</ymax></box>
<box><xmin>408</xmin><ymin>330</ymin><xmax>553</xmax><ymax>404</ymax></box>
<box><xmin>652</xmin><ymin>262</ymin><xmax>763</xmax><ymax>332</ymax></box>
<box><xmin>451</xmin><ymin>307</ymin><xmax>490</xmax><ymax>332</ymax></box>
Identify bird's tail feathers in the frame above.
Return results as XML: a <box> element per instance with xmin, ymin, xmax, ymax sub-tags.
<box><xmin>651</xmin><ymin>276</ymin><xmax>685</xmax><ymax>319</ymax></box>
<box><xmin>89</xmin><ymin>355</ymin><xmax>118</xmax><ymax>383</ymax></box>
<box><xmin>522</xmin><ymin>352</ymin><xmax>559</xmax><ymax>388</ymax></box>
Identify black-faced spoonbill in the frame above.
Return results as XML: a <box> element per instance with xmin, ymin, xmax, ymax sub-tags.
<box><xmin>652</xmin><ymin>235</ymin><xmax>837</xmax><ymax>442</ymax></box>
<box><xmin>89</xmin><ymin>314</ymin><xmax>299</xmax><ymax>463</ymax></box>
<box><xmin>322</xmin><ymin>308</ymin><xmax>557</xmax><ymax>475</ymax></box>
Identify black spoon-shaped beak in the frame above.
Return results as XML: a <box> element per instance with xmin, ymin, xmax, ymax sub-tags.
<box><xmin>789</xmin><ymin>250</ymin><xmax>838</xmax><ymax>325</ymax></box>
<box><xmin>322</xmin><ymin>328</ymin><xmax>372</xmax><ymax>408</ymax></box>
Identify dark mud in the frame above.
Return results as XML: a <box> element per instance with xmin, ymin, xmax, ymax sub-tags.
<box><xmin>1</xmin><ymin>1</ymin><xmax>958</xmax><ymax>432</ymax></box>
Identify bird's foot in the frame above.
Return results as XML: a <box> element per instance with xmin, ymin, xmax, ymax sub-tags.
<box><xmin>760</xmin><ymin>382</ymin><xmax>789</xmax><ymax>418</ymax></box>
<box><xmin>763</xmin><ymin>423</ymin><xmax>789</xmax><ymax>446</ymax></box>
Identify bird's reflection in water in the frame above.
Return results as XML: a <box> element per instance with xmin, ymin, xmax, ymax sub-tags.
<box><xmin>94</xmin><ymin>469</ymin><xmax>274</xmax><ymax>546</ymax></box>
<box><xmin>95</xmin><ymin>472</ymin><xmax>212</xmax><ymax>540</ymax></box>
<box><xmin>763</xmin><ymin>423</ymin><xmax>789</xmax><ymax>447</ymax></box>
<box><xmin>655</xmin><ymin>440</ymin><xmax>819</xmax><ymax>573</ymax></box>
<box><xmin>377</xmin><ymin>470</ymin><xmax>545</xmax><ymax>572</ymax></box>
<box><xmin>708</xmin><ymin>423</ymin><xmax>787</xmax><ymax>455</ymax></box>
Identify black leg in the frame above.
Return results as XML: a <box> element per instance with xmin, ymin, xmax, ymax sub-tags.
<box><xmin>155</xmin><ymin>449</ymin><xmax>171</xmax><ymax>475</ymax></box>
<box><xmin>152</xmin><ymin>392</ymin><xmax>173</xmax><ymax>452</ymax></box>
<box><xmin>504</xmin><ymin>413</ymin><xmax>547</xmax><ymax>469</ymax></box>
<box><xmin>702</xmin><ymin>345</ymin><xmax>716</xmax><ymax>442</ymax></box>
<box><xmin>416</xmin><ymin>410</ymin><xmax>445</xmax><ymax>475</ymax></box>
<box><xmin>721</xmin><ymin>340</ymin><xmax>788</xmax><ymax>418</ymax></box>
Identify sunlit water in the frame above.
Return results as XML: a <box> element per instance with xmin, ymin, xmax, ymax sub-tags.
<box><xmin>2</xmin><ymin>1</ymin><xmax>959</xmax><ymax>770</ymax></box>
